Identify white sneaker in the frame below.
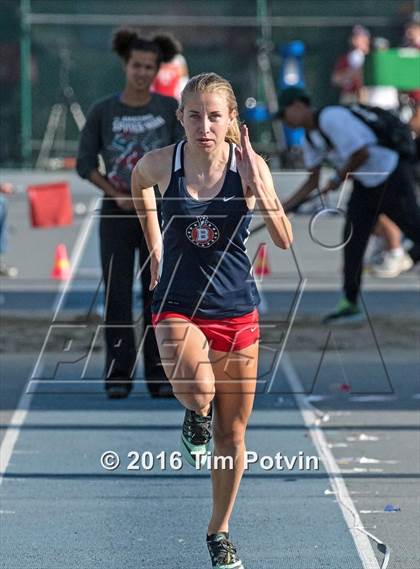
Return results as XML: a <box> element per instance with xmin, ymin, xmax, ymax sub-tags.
<box><xmin>0</xmin><ymin>262</ymin><xmax>18</xmax><ymax>278</ymax></box>
<box><xmin>370</xmin><ymin>250</ymin><xmax>413</xmax><ymax>278</ymax></box>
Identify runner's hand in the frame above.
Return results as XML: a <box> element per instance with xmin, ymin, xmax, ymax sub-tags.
<box><xmin>235</xmin><ymin>124</ymin><xmax>260</xmax><ymax>193</ymax></box>
<box><xmin>149</xmin><ymin>253</ymin><xmax>161</xmax><ymax>290</ymax></box>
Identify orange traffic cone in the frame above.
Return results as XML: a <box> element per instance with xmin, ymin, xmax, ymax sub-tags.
<box><xmin>50</xmin><ymin>244</ymin><xmax>71</xmax><ymax>280</ymax></box>
<box><xmin>254</xmin><ymin>243</ymin><xmax>271</xmax><ymax>277</ymax></box>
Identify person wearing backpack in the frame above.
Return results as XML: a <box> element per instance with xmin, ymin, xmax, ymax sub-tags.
<box><xmin>278</xmin><ymin>87</ymin><xmax>420</xmax><ymax>324</ymax></box>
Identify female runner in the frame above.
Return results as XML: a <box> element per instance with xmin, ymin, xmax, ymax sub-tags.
<box><xmin>132</xmin><ymin>72</ymin><xmax>292</xmax><ymax>568</ymax></box>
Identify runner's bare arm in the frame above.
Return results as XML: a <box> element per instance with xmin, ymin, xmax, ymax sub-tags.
<box><xmin>253</xmin><ymin>156</ymin><xmax>293</xmax><ymax>249</ymax></box>
<box><xmin>236</xmin><ymin>125</ymin><xmax>293</xmax><ymax>249</ymax></box>
<box><xmin>131</xmin><ymin>152</ymin><xmax>163</xmax><ymax>257</ymax></box>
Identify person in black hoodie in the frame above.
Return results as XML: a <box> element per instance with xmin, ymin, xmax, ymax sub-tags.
<box><xmin>77</xmin><ymin>28</ymin><xmax>184</xmax><ymax>398</ymax></box>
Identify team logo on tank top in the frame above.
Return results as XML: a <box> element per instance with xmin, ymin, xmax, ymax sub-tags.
<box><xmin>186</xmin><ymin>215</ymin><xmax>220</xmax><ymax>248</ymax></box>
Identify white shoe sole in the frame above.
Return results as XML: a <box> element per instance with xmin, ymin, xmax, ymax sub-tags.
<box><xmin>213</xmin><ymin>561</ymin><xmax>244</xmax><ymax>569</ymax></box>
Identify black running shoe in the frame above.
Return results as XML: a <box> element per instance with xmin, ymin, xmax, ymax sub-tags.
<box><xmin>181</xmin><ymin>407</ymin><xmax>212</xmax><ymax>468</ymax></box>
<box><xmin>207</xmin><ymin>532</ymin><xmax>244</xmax><ymax>569</ymax></box>
<box><xmin>105</xmin><ymin>377</ymin><xmax>132</xmax><ymax>399</ymax></box>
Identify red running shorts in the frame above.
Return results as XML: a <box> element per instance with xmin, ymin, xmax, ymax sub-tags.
<box><xmin>152</xmin><ymin>309</ymin><xmax>259</xmax><ymax>352</ymax></box>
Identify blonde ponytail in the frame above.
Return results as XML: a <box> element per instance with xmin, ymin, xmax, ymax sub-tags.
<box><xmin>226</xmin><ymin>118</ymin><xmax>241</xmax><ymax>145</ymax></box>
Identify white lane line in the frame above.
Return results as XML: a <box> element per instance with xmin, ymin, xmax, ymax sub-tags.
<box><xmin>349</xmin><ymin>396</ymin><xmax>397</xmax><ymax>403</ymax></box>
<box><xmin>0</xmin><ymin>365</ymin><xmax>42</xmax><ymax>487</ymax></box>
<box><xmin>281</xmin><ymin>353</ymin><xmax>382</xmax><ymax>569</ymax></box>
<box><xmin>0</xmin><ymin>400</ymin><xmax>34</xmax><ymax>486</ymax></box>
<box><xmin>52</xmin><ymin>197</ymin><xmax>99</xmax><ymax>321</ymax></box>
<box><xmin>30</xmin><ymin>199</ymin><xmax>99</xmax><ymax>380</ymax></box>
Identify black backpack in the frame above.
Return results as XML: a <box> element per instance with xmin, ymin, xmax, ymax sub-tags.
<box><xmin>312</xmin><ymin>104</ymin><xmax>416</xmax><ymax>161</ymax></box>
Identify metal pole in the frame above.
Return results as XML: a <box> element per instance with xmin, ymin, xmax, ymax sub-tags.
<box><xmin>27</xmin><ymin>13</ymin><xmax>395</xmax><ymax>27</ymax></box>
<box><xmin>20</xmin><ymin>0</ymin><xmax>32</xmax><ymax>165</ymax></box>
<box><xmin>257</xmin><ymin>0</ymin><xmax>270</xmax><ymax>43</ymax></box>
<box><xmin>256</xmin><ymin>0</ymin><xmax>286</xmax><ymax>154</ymax></box>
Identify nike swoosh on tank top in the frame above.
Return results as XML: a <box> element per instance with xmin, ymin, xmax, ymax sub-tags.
<box><xmin>152</xmin><ymin>140</ymin><xmax>261</xmax><ymax>318</ymax></box>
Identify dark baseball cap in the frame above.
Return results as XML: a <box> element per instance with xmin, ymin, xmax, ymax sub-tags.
<box><xmin>278</xmin><ymin>87</ymin><xmax>311</xmax><ymax>117</ymax></box>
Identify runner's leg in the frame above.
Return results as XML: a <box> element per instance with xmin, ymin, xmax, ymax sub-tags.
<box><xmin>154</xmin><ymin>318</ymin><xmax>215</xmax><ymax>413</ymax></box>
<box><xmin>207</xmin><ymin>341</ymin><xmax>259</xmax><ymax>534</ymax></box>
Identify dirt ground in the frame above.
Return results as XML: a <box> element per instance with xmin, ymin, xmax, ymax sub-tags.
<box><xmin>1</xmin><ymin>315</ymin><xmax>419</xmax><ymax>354</ymax></box>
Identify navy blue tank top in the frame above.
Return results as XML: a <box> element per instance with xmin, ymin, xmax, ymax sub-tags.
<box><xmin>152</xmin><ymin>140</ymin><xmax>261</xmax><ymax>318</ymax></box>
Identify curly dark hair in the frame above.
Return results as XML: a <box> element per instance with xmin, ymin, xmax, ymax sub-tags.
<box><xmin>112</xmin><ymin>28</ymin><xmax>182</xmax><ymax>65</ymax></box>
